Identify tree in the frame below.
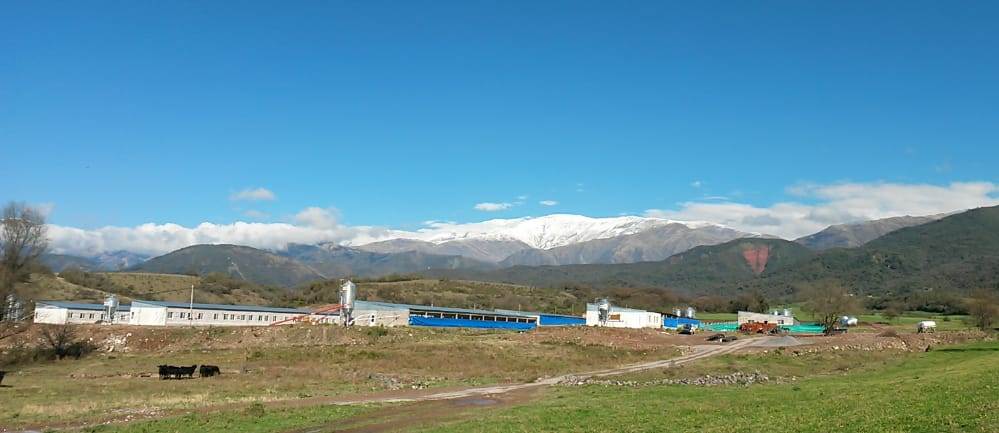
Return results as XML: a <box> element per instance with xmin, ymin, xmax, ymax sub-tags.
<box><xmin>881</xmin><ymin>301</ymin><xmax>905</xmax><ymax>323</ymax></box>
<box><xmin>966</xmin><ymin>289</ymin><xmax>998</xmax><ymax>331</ymax></box>
<box><xmin>40</xmin><ymin>325</ymin><xmax>90</xmax><ymax>359</ymax></box>
<box><xmin>803</xmin><ymin>281</ymin><xmax>861</xmax><ymax>334</ymax></box>
<box><xmin>0</xmin><ymin>202</ymin><xmax>48</xmax><ymax>321</ymax></box>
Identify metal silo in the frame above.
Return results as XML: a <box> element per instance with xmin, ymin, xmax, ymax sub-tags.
<box><xmin>340</xmin><ymin>280</ymin><xmax>357</xmax><ymax>326</ymax></box>
<box><xmin>103</xmin><ymin>294</ymin><xmax>119</xmax><ymax>324</ymax></box>
<box><xmin>597</xmin><ymin>299</ymin><xmax>610</xmax><ymax>325</ymax></box>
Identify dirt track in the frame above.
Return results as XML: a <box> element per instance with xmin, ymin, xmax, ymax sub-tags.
<box><xmin>281</xmin><ymin>337</ymin><xmax>762</xmax><ymax>433</ymax></box>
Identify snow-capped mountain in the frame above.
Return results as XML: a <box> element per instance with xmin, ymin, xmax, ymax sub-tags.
<box><xmin>352</xmin><ymin>214</ymin><xmax>750</xmax><ymax>266</ymax></box>
<box><xmin>386</xmin><ymin>214</ymin><xmax>727</xmax><ymax>250</ymax></box>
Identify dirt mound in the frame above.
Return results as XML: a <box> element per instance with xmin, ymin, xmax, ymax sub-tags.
<box><xmin>752</xmin><ymin>336</ymin><xmax>808</xmax><ymax>348</ymax></box>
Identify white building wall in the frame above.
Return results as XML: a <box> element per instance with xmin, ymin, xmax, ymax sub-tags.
<box><xmin>586</xmin><ymin>309</ymin><xmax>663</xmax><ymax>329</ymax></box>
<box><xmin>737</xmin><ymin>311</ymin><xmax>794</xmax><ymax>326</ymax></box>
<box><xmin>34</xmin><ymin>307</ymin><xmax>69</xmax><ymax>324</ymax></box>
<box><xmin>129</xmin><ymin>304</ymin><xmax>167</xmax><ymax>326</ymax></box>
<box><xmin>351</xmin><ymin>308</ymin><xmax>409</xmax><ymax>327</ymax></box>
<box><xmin>34</xmin><ymin>306</ymin><xmax>128</xmax><ymax>325</ymax></box>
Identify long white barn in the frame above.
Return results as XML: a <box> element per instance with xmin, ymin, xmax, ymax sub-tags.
<box><xmin>33</xmin><ymin>299</ymin><xmax>413</xmax><ymax>327</ymax></box>
<box><xmin>34</xmin><ymin>301</ymin><xmax>131</xmax><ymax>325</ymax></box>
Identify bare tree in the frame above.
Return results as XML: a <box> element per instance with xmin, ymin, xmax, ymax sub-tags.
<box><xmin>881</xmin><ymin>300</ymin><xmax>905</xmax><ymax>323</ymax></box>
<box><xmin>967</xmin><ymin>289</ymin><xmax>998</xmax><ymax>331</ymax></box>
<box><xmin>40</xmin><ymin>325</ymin><xmax>90</xmax><ymax>359</ymax></box>
<box><xmin>0</xmin><ymin>202</ymin><xmax>48</xmax><ymax>321</ymax></box>
<box><xmin>803</xmin><ymin>281</ymin><xmax>861</xmax><ymax>334</ymax></box>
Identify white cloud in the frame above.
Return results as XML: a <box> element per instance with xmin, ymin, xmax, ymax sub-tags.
<box><xmin>539</xmin><ymin>200</ymin><xmax>559</xmax><ymax>206</ymax></box>
<box><xmin>474</xmin><ymin>202</ymin><xmax>514</xmax><ymax>212</ymax></box>
<box><xmin>646</xmin><ymin>181</ymin><xmax>999</xmax><ymax>239</ymax></box>
<box><xmin>691</xmin><ymin>180</ymin><xmax>702</xmax><ymax>188</ymax></box>
<box><xmin>47</xmin><ymin>220</ymin><xmax>396</xmax><ymax>258</ymax></box>
<box><xmin>294</xmin><ymin>207</ymin><xmax>339</xmax><ymax>230</ymax></box>
<box><xmin>229</xmin><ymin>187</ymin><xmax>276</xmax><ymax>201</ymax></box>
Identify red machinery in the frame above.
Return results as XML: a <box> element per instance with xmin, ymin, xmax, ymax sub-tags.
<box><xmin>739</xmin><ymin>322</ymin><xmax>780</xmax><ymax>334</ymax></box>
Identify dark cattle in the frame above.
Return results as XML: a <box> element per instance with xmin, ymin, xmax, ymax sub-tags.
<box><xmin>199</xmin><ymin>365</ymin><xmax>221</xmax><ymax>378</ymax></box>
<box><xmin>158</xmin><ymin>365</ymin><xmax>198</xmax><ymax>379</ymax></box>
<box><xmin>706</xmin><ymin>333</ymin><xmax>725</xmax><ymax>342</ymax></box>
<box><xmin>0</xmin><ymin>370</ymin><xmax>6</xmax><ymax>386</ymax></box>
<box><xmin>176</xmin><ymin>365</ymin><xmax>197</xmax><ymax>379</ymax></box>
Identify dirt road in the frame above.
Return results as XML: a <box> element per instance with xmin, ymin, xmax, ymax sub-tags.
<box><xmin>284</xmin><ymin>337</ymin><xmax>762</xmax><ymax>433</ymax></box>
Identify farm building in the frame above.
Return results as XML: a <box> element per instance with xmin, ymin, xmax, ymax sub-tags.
<box><xmin>494</xmin><ymin>309</ymin><xmax>586</xmax><ymax>326</ymax></box>
<box><xmin>33</xmin><ymin>299</ymin><xmax>539</xmax><ymax>330</ymax></box>
<box><xmin>403</xmin><ymin>303</ymin><xmax>538</xmax><ymax>330</ymax></box>
<box><xmin>585</xmin><ymin>303</ymin><xmax>662</xmax><ymax>329</ymax></box>
<box><xmin>34</xmin><ymin>301</ymin><xmax>131</xmax><ymax>325</ymax></box>
<box><xmin>127</xmin><ymin>300</ymin><xmax>316</xmax><ymax>327</ymax></box>
<box><xmin>737</xmin><ymin>310</ymin><xmax>796</xmax><ymax>326</ymax></box>
<box><xmin>346</xmin><ymin>300</ymin><xmax>410</xmax><ymax>326</ymax></box>
<box><xmin>662</xmin><ymin>314</ymin><xmax>701</xmax><ymax>330</ymax></box>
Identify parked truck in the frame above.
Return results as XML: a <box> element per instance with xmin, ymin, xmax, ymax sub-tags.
<box><xmin>917</xmin><ymin>320</ymin><xmax>937</xmax><ymax>333</ymax></box>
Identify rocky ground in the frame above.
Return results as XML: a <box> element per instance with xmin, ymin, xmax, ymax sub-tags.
<box><xmin>557</xmin><ymin>371</ymin><xmax>790</xmax><ymax>387</ymax></box>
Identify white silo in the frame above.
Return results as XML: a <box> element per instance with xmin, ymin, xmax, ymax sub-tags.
<box><xmin>103</xmin><ymin>294</ymin><xmax>119</xmax><ymax>324</ymax></box>
<box><xmin>685</xmin><ymin>307</ymin><xmax>696</xmax><ymax>319</ymax></box>
<box><xmin>597</xmin><ymin>299</ymin><xmax>611</xmax><ymax>325</ymax></box>
<box><xmin>340</xmin><ymin>280</ymin><xmax>357</xmax><ymax>326</ymax></box>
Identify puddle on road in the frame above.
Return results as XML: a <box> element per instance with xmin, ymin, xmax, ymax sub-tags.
<box><xmin>449</xmin><ymin>397</ymin><xmax>499</xmax><ymax>407</ymax></box>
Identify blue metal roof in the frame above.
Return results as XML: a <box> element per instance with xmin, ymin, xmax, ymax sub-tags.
<box><xmin>494</xmin><ymin>309</ymin><xmax>584</xmax><ymax>319</ymax></box>
<box><xmin>362</xmin><ymin>300</ymin><xmax>535</xmax><ymax>319</ymax></box>
<box><xmin>131</xmin><ymin>300</ymin><xmax>307</xmax><ymax>314</ymax></box>
<box><xmin>36</xmin><ymin>301</ymin><xmax>130</xmax><ymax>312</ymax></box>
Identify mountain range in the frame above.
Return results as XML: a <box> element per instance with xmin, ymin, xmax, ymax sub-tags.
<box><xmin>44</xmin><ymin>211</ymin><xmax>957</xmax><ymax>290</ymax></box>
<box><xmin>436</xmin><ymin>206</ymin><xmax>999</xmax><ymax>299</ymax></box>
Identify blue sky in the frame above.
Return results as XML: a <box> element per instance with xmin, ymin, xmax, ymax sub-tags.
<box><xmin>3</xmin><ymin>1</ymin><xmax>998</xmax><ymax>252</ymax></box>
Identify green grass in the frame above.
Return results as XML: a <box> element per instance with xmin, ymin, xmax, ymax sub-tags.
<box><xmin>79</xmin><ymin>403</ymin><xmax>369</xmax><ymax>433</ymax></box>
<box><xmin>697</xmin><ymin>310</ymin><xmax>973</xmax><ymax>333</ymax></box>
<box><xmin>419</xmin><ymin>340</ymin><xmax>999</xmax><ymax>433</ymax></box>
<box><xmin>0</xmin><ymin>325</ymin><xmax>678</xmax><ymax>429</ymax></box>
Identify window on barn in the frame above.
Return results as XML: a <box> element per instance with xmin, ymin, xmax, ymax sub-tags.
<box><xmin>168</xmin><ymin>312</ymin><xmax>174</xmax><ymax>319</ymax></box>
<box><xmin>213</xmin><ymin>313</ymin><xmax>218</xmax><ymax>320</ymax></box>
<box><xmin>223</xmin><ymin>314</ymin><xmax>228</xmax><ymax>320</ymax></box>
<box><xmin>197</xmin><ymin>313</ymin><xmax>203</xmax><ymax>320</ymax></box>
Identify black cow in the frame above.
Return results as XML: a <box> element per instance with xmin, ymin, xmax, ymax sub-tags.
<box><xmin>158</xmin><ymin>364</ymin><xmax>198</xmax><ymax>379</ymax></box>
<box><xmin>0</xmin><ymin>370</ymin><xmax>6</xmax><ymax>386</ymax></box>
<box><xmin>199</xmin><ymin>365</ymin><xmax>221</xmax><ymax>378</ymax></box>
<box><xmin>175</xmin><ymin>365</ymin><xmax>197</xmax><ymax>379</ymax></box>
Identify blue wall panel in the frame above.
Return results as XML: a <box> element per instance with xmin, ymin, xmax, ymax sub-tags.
<box><xmin>409</xmin><ymin>316</ymin><xmax>536</xmax><ymax>331</ymax></box>
<box><xmin>539</xmin><ymin>315</ymin><xmax>586</xmax><ymax>326</ymax></box>
<box><xmin>663</xmin><ymin>317</ymin><xmax>701</xmax><ymax>329</ymax></box>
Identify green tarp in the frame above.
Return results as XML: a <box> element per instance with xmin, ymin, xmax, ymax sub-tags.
<box><xmin>704</xmin><ymin>321</ymin><xmax>825</xmax><ymax>334</ymax></box>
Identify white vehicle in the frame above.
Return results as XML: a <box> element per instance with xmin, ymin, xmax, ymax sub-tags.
<box><xmin>917</xmin><ymin>320</ymin><xmax>937</xmax><ymax>333</ymax></box>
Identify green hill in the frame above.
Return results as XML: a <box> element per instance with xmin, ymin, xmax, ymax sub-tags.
<box><xmin>131</xmin><ymin>244</ymin><xmax>325</xmax><ymax>288</ymax></box>
<box><xmin>767</xmin><ymin>205</ymin><xmax>999</xmax><ymax>296</ymax></box>
<box><xmin>435</xmin><ymin>238</ymin><xmax>815</xmax><ymax>296</ymax></box>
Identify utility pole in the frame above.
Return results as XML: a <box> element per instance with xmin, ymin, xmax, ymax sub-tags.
<box><xmin>189</xmin><ymin>284</ymin><xmax>195</xmax><ymax>325</ymax></box>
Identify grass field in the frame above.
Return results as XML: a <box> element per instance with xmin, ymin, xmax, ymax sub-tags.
<box><xmin>0</xmin><ymin>325</ymin><xmax>681</xmax><ymax>430</ymax></box>
<box><xmin>40</xmin><ymin>337</ymin><xmax>998</xmax><ymax>433</ymax></box>
<box><xmin>419</xmin><ymin>340</ymin><xmax>999</xmax><ymax>433</ymax></box>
